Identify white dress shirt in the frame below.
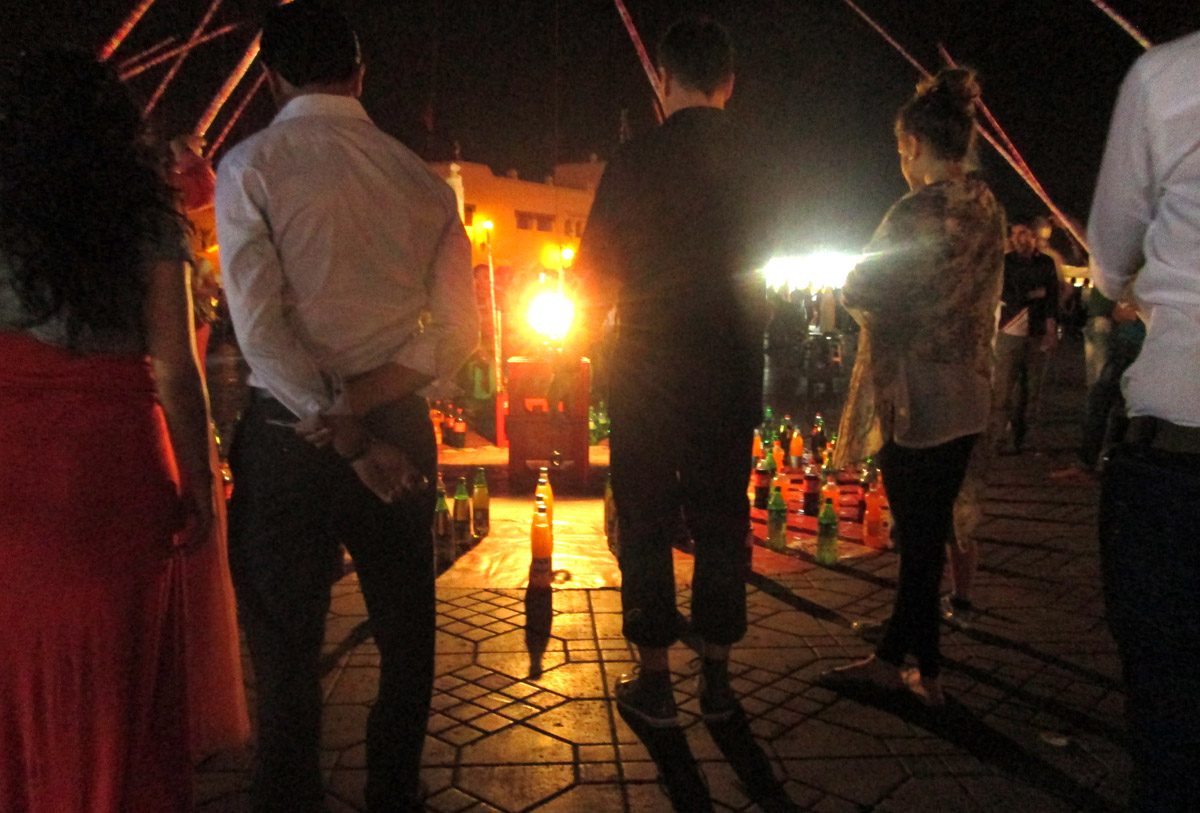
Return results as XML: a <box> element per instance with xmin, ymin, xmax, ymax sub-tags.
<box><xmin>216</xmin><ymin>93</ymin><xmax>478</xmax><ymax>419</ymax></box>
<box><xmin>1089</xmin><ymin>30</ymin><xmax>1200</xmax><ymax>427</ymax></box>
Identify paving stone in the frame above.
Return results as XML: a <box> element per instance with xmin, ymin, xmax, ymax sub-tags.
<box><xmin>457</xmin><ymin>764</ymin><xmax>575</xmax><ymax>811</ymax></box>
<box><xmin>536</xmin><ymin>783</ymin><xmax>626</xmax><ymax>810</ymax></box>
<box><xmin>459</xmin><ymin>723</ymin><xmax>573</xmax><ymax>765</ymax></box>
<box><xmin>529</xmin><ymin>661</ymin><xmax>608</xmax><ymax>698</ymax></box>
<box><xmin>527</xmin><ymin>699</ymin><xmax>613</xmax><ymax>744</ymax></box>
<box><xmin>773</xmin><ymin>719</ymin><xmax>890</xmax><ymax>759</ymax></box>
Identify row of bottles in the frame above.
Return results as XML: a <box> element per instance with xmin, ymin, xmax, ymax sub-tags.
<box><xmin>434</xmin><ymin>467</ymin><xmax>490</xmax><ymax>568</ymax></box>
<box><xmin>430</xmin><ymin>402</ymin><xmax>469</xmax><ymax>448</ymax></box>
<box><xmin>753</xmin><ymin>410</ymin><xmax>893</xmax><ymax>564</ymax></box>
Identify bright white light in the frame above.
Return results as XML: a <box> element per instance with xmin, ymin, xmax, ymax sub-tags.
<box><xmin>527</xmin><ymin>291</ymin><xmax>575</xmax><ymax>341</ymax></box>
<box><xmin>760</xmin><ymin>251</ymin><xmax>860</xmax><ymax>292</ymax></box>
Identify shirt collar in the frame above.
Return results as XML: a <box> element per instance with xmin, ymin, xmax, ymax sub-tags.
<box><xmin>272</xmin><ymin>93</ymin><xmax>372</xmax><ymax>126</ymax></box>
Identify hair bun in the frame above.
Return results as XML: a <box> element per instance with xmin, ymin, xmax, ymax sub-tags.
<box><xmin>923</xmin><ymin>68</ymin><xmax>980</xmax><ymax>115</ymax></box>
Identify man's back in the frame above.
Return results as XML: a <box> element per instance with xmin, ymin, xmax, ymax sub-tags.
<box><xmin>585</xmin><ymin>106</ymin><xmax>766</xmax><ymax>428</ymax></box>
<box><xmin>217</xmin><ymin>93</ymin><xmax>474</xmax><ymax>406</ymax></box>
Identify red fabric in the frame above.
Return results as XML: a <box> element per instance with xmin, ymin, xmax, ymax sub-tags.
<box><xmin>0</xmin><ymin>332</ymin><xmax>192</xmax><ymax>813</ymax></box>
<box><xmin>171</xmin><ymin>153</ymin><xmax>215</xmax><ymax>213</ymax></box>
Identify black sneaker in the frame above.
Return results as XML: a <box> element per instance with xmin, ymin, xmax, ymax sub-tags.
<box><xmin>615</xmin><ymin>670</ymin><xmax>679</xmax><ymax>728</ymax></box>
<box><xmin>697</xmin><ymin>664</ymin><xmax>740</xmax><ymax>723</ymax></box>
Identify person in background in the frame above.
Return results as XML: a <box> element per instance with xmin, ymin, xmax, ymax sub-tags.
<box><xmin>215</xmin><ymin>2</ymin><xmax>477</xmax><ymax>810</ymax></box>
<box><xmin>572</xmin><ymin>16</ymin><xmax>769</xmax><ymax>730</ymax></box>
<box><xmin>991</xmin><ymin>214</ymin><xmax>1060</xmax><ymax>454</ymax></box>
<box><xmin>0</xmin><ymin>48</ymin><xmax>214</xmax><ymax>812</ymax></box>
<box><xmin>1050</xmin><ymin>288</ymin><xmax>1144</xmax><ymax>480</ymax></box>
<box><xmin>822</xmin><ymin>68</ymin><xmax>1005</xmax><ymax>706</ymax></box>
<box><xmin>1088</xmin><ymin>28</ymin><xmax>1200</xmax><ymax>813</ymax></box>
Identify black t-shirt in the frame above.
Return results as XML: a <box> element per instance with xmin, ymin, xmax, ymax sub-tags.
<box><xmin>999</xmin><ymin>251</ymin><xmax>1059</xmax><ymax>337</ymax></box>
<box><xmin>579</xmin><ymin>106</ymin><xmax>769</xmax><ymax>431</ymax></box>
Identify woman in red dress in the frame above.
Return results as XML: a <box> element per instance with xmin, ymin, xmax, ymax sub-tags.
<box><xmin>0</xmin><ymin>50</ymin><xmax>216</xmax><ymax>811</ymax></box>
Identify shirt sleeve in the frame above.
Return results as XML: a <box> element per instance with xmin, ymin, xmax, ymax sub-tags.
<box><xmin>1089</xmin><ymin>60</ymin><xmax>1154</xmax><ymax>301</ymax></box>
<box><xmin>394</xmin><ymin>205</ymin><xmax>480</xmax><ymax>391</ymax></box>
<box><xmin>215</xmin><ymin>152</ymin><xmax>333</xmax><ymax>418</ymax></box>
<box><xmin>843</xmin><ymin>192</ymin><xmax>941</xmax><ymax>314</ymax></box>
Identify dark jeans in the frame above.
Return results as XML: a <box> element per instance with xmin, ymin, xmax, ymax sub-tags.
<box><xmin>876</xmin><ymin>434</ymin><xmax>977</xmax><ymax>678</ymax></box>
<box><xmin>1078</xmin><ymin>337</ymin><xmax>1140</xmax><ymax>468</ymax></box>
<box><xmin>228</xmin><ymin>395</ymin><xmax>437</xmax><ymax>813</ymax></box>
<box><xmin>1100</xmin><ymin>443</ymin><xmax>1200</xmax><ymax>813</ymax></box>
<box><xmin>610</xmin><ymin>410</ymin><xmax>752</xmax><ymax>649</ymax></box>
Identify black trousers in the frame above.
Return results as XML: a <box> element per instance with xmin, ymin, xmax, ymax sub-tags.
<box><xmin>228</xmin><ymin>395</ymin><xmax>437</xmax><ymax>813</ymax></box>
<box><xmin>610</xmin><ymin>408</ymin><xmax>753</xmax><ymax>649</ymax></box>
<box><xmin>876</xmin><ymin>433</ymin><xmax>977</xmax><ymax>679</ymax></box>
<box><xmin>1100</xmin><ymin>442</ymin><xmax>1200</xmax><ymax>812</ymax></box>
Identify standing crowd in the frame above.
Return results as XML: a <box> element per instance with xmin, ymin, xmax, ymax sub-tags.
<box><xmin>0</xmin><ymin>2</ymin><xmax>1195</xmax><ymax>812</ymax></box>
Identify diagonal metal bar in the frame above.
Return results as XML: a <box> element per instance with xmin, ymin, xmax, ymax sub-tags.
<box><xmin>194</xmin><ymin>0</ymin><xmax>295</xmax><ymax>138</ymax></box>
<box><xmin>839</xmin><ymin>0</ymin><xmax>1089</xmax><ymax>252</ymax></box>
<box><xmin>98</xmin><ymin>0</ymin><xmax>159</xmax><ymax>62</ymax></box>
<box><xmin>144</xmin><ymin>0</ymin><xmax>225</xmax><ymax>115</ymax></box>
<box><xmin>612</xmin><ymin>0</ymin><xmax>664</xmax><ymax>123</ymax></box>
<box><xmin>206</xmin><ymin>72</ymin><xmax>266</xmax><ymax>156</ymax></box>
<box><xmin>119</xmin><ymin>24</ymin><xmax>241</xmax><ymax>81</ymax></box>
<box><xmin>117</xmin><ymin>36</ymin><xmax>176</xmax><ymax>71</ymax></box>
<box><xmin>1086</xmin><ymin>0</ymin><xmax>1152</xmax><ymax>49</ymax></box>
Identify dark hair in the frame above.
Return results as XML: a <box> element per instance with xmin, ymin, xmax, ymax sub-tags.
<box><xmin>1008</xmin><ymin>213</ymin><xmax>1039</xmax><ymax>230</ymax></box>
<box><xmin>657</xmin><ymin>16</ymin><xmax>734</xmax><ymax>95</ymax></box>
<box><xmin>895</xmin><ymin>68</ymin><xmax>980</xmax><ymax>161</ymax></box>
<box><xmin>0</xmin><ymin>48</ymin><xmax>184</xmax><ymax>350</ymax></box>
<box><xmin>261</xmin><ymin>0</ymin><xmax>361</xmax><ymax>88</ymax></box>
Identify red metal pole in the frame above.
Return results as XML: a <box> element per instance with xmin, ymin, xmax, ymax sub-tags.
<box><xmin>117</xmin><ymin>35</ymin><xmax>175</xmax><ymax>70</ymax></box>
<box><xmin>205</xmin><ymin>73</ymin><xmax>266</xmax><ymax>156</ymax></box>
<box><xmin>145</xmin><ymin>0</ymin><xmax>225</xmax><ymax>115</ymax></box>
<box><xmin>194</xmin><ymin>0</ymin><xmax>295</xmax><ymax>138</ymax></box>
<box><xmin>119</xmin><ymin>24</ymin><xmax>241</xmax><ymax>81</ymax></box>
<box><xmin>612</xmin><ymin>0</ymin><xmax>664</xmax><ymax>123</ymax></box>
<box><xmin>839</xmin><ymin>0</ymin><xmax>1089</xmax><ymax>253</ymax></box>
<box><xmin>1086</xmin><ymin>0</ymin><xmax>1152</xmax><ymax>49</ymax></box>
<box><xmin>97</xmin><ymin>0</ymin><xmax>159</xmax><ymax>62</ymax></box>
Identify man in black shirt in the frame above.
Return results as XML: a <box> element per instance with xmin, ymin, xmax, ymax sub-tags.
<box><xmin>991</xmin><ymin>215</ymin><xmax>1059</xmax><ymax>453</ymax></box>
<box><xmin>573</xmin><ymin>16</ymin><xmax>768</xmax><ymax>728</ymax></box>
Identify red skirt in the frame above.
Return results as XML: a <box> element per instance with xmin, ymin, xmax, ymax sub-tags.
<box><xmin>0</xmin><ymin>332</ymin><xmax>191</xmax><ymax>812</ymax></box>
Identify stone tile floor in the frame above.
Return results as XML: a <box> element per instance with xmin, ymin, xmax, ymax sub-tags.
<box><xmin>196</xmin><ymin>345</ymin><xmax>1130</xmax><ymax>811</ymax></box>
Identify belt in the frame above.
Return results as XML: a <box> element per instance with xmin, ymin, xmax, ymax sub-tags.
<box><xmin>1125</xmin><ymin>416</ymin><xmax>1200</xmax><ymax>455</ymax></box>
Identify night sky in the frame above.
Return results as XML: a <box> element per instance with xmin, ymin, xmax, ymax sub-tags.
<box><xmin>3</xmin><ymin>1</ymin><xmax>1198</xmax><ymax>251</ymax></box>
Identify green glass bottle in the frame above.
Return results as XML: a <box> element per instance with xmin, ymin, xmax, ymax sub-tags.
<box><xmin>453</xmin><ymin>477</ymin><xmax>472</xmax><ymax>552</ymax></box>
<box><xmin>472</xmin><ymin>468</ymin><xmax>490</xmax><ymax>538</ymax></box>
<box><xmin>816</xmin><ymin>498</ymin><xmax>838</xmax><ymax>566</ymax></box>
<box><xmin>767</xmin><ymin>486</ymin><xmax>788</xmax><ymax>552</ymax></box>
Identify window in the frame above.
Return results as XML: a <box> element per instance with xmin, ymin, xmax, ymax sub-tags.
<box><xmin>536</xmin><ymin>214</ymin><xmax>555</xmax><ymax>232</ymax></box>
<box><xmin>564</xmin><ymin>220</ymin><xmax>574</xmax><ymax>237</ymax></box>
<box><xmin>516</xmin><ymin>211</ymin><xmax>534</xmax><ymax>230</ymax></box>
<box><xmin>463</xmin><ymin>204</ymin><xmax>475</xmax><ymax>226</ymax></box>
<box><xmin>516</xmin><ymin>211</ymin><xmax>555</xmax><ymax>231</ymax></box>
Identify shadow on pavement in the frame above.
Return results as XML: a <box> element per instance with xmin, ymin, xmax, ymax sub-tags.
<box><xmin>523</xmin><ymin>580</ymin><xmax>554</xmax><ymax>679</ymax></box>
<box><xmin>828</xmin><ymin>683</ymin><xmax>1121</xmax><ymax>812</ymax></box>
<box><xmin>616</xmin><ymin>706</ymin><xmax>714</xmax><ymax>813</ymax></box>
<box><xmin>703</xmin><ymin>707</ymin><xmax>801</xmax><ymax>812</ymax></box>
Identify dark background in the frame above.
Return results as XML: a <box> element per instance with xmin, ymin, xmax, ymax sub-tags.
<box><xmin>3</xmin><ymin>0</ymin><xmax>1197</xmax><ymax>251</ymax></box>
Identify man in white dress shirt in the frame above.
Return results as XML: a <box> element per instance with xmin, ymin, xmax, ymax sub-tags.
<box><xmin>215</xmin><ymin>3</ymin><xmax>477</xmax><ymax>810</ymax></box>
<box><xmin>1089</xmin><ymin>28</ymin><xmax>1200</xmax><ymax>813</ymax></box>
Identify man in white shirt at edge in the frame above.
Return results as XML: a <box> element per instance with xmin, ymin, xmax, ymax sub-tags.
<box><xmin>1088</xmin><ymin>28</ymin><xmax>1200</xmax><ymax>813</ymax></box>
<box><xmin>215</xmin><ymin>3</ymin><xmax>477</xmax><ymax>811</ymax></box>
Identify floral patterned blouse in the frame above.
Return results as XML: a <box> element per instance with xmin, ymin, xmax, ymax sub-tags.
<box><xmin>833</xmin><ymin>176</ymin><xmax>1005</xmax><ymax>468</ymax></box>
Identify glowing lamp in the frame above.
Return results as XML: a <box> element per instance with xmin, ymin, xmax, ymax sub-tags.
<box><xmin>527</xmin><ymin>291</ymin><xmax>575</xmax><ymax>342</ymax></box>
<box><xmin>481</xmin><ymin>220</ymin><xmax>494</xmax><ymax>231</ymax></box>
<box><xmin>760</xmin><ymin>251</ymin><xmax>860</xmax><ymax>292</ymax></box>
<box><xmin>561</xmin><ymin>246</ymin><xmax>575</xmax><ymax>263</ymax></box>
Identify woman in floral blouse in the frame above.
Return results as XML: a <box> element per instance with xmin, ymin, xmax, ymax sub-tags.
<box><xmin>823</xmin><ymin>68</ymin><xmax>1005</xmax><ymax>705</ymax></box>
